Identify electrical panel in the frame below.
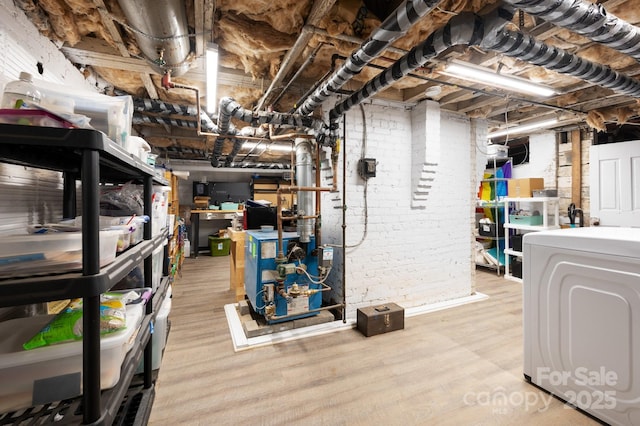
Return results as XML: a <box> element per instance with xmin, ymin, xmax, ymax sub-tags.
<box><xmin>358</xmin><ymin>158</ymin><xmax>376</xmax><ymax>179</ymax></box>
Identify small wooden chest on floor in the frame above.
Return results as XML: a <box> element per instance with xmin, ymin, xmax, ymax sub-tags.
<box><xmin>356</xmin><ymin>303</ymin><xmax>404</xmax><ymax>337</ymax></box>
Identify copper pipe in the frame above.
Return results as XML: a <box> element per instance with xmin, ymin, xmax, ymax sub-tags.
<box><xmin>278</xmin><ymin>186</ymin><xmax>330</xmax><ymax>194</ymax></box>
<box><xmin>290</xmin><ymin>145</ymin><xmax>295</xmax><ymax>208</ymax></box>
<box><xmin>315</xmin><ymin>143</ymin><xmax>322</xmax><ymax>248</ymax></box>
<box><xmin>268</xmin><ymin>303</ymin><xmax>345</xmax><ymax>321</ymax></box>
<box><xmin>331</xmin><ymin>147</ymin><xmax>339</xmax><ymax>192</ymax></box>
<box><xmin>279</xmin><ymin>214</ymin><xmax>318</xmax><ymax>221</ymax></box>
<box><xmin>162</xmin><ymin>72</ymin><xmax>218</xmax><ymax>137</ymax></box>
<box><xmin>270</xmin><ymin>133</ymin><xmax>314</xmax><ymax>141</ymax></box>
<box><xmin>276</xmin><ymin>186</ymin><xmax>332</xmax><ymax>258</ymax></box>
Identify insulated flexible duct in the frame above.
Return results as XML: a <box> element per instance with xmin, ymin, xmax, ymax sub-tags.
<box><xmin>328</xmin><ymin>7</ymin><xmax>640</xmax><ymax>134</ymax></box>
<box><xmin>132</xmin><ymin>98</ymin><xmax>219</xmax><ymax>133</ymax></box>
<box><xmin>211</xmin><ymin>97</ymin><xmax>324</xmax><ymax>166</ymax></box>
<box><xmin>132</xmin><ymin>114</ymin><xmax>197</xmax><ymax>129</ymax></box>
<box><xmin>329</xmin><ymin>10</ymin><xmax>501</xmax><ymax>121</ymax></box>
<box><xmin>133</xmin><ymin>98</ymin><xmax>197</xmax><ymax>116</ymax></box>
<box><xmin>482</xmin><ymin>28</ymin><xmax>640</xmax><ymax>97</ymax></box>
<box><xmin>506</xmin><ymin>0</ymin><xmax>640</xmax><ymax>62</ymax></box>
<box><xmin>225</xmin><ymin>125</ymin><xmax>269</xmax><ymax>167</ymax></box>
<box><xmin>296</xmin><ymin>0</ymin><xmax>443</xmax><ymax>116</ymax></box>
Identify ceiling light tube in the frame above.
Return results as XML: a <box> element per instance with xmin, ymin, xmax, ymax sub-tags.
<box><xmin>206</xmin><ymin>43</ymin><xmax>219</xmax><ymax>114</ymax></box>
<box><xmin>442</xmin><ymin>60</ymin><xmax>556</xmax><ymax>97</ymax></box>
<box><xmin>488</xmin><ymin>118</ymin><xmax>559</xmax><ymax>139</ymax></box>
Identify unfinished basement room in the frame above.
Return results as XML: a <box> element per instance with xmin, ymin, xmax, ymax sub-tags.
<box><xmin>0</xmin><ymin>0</ymin><xmax>639</xmax><ymax>424</ymax></box>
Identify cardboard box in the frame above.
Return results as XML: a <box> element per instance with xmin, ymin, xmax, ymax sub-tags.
<box><xmin>508</xmin><ymin>178</ymin><xmax>544</xmax><ymax>198</ymax></box>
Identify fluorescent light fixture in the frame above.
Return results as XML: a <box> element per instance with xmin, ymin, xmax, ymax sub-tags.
<box><xmin>488</xmin><ymin>118</ymin><xmax>559</xmax><ymax>139</ymax></box>
<box><xmin>206</xmin><ymin>43</ymin><xmax>218</xmax><ymax>114</ymax></box>
<box><xmin>242</xmin><ymin>141</ymin><xmax>293</xmax><ymax>152</ymax></box>
<box><xmin>441</xmin><ymin>60</ymin><xmax>556</xmax><ymax>97</ymax></box>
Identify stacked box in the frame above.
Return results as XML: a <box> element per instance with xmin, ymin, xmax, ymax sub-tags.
<box><xmin>507</xmin><ymin>178</ymin><xmax>544</xmax><ymax>198</ymax></box>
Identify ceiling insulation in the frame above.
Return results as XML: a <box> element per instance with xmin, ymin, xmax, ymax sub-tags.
<box><xmin>10</xmin><ymin>0</ymin><xmax>640</xmax><ymax>165</ymax></box>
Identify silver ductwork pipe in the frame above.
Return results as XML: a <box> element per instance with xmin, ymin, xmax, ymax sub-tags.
<box><xmin>506</xmin><ymin>0</ymin><xmax>640</xmax><ymax>62</ymax></box>
<box><xmin>211</xmin><ymin>97</ymin><xmax>325</xmax><ymax>167</ymax></box>
<box><xmin>117</xmin><ymin>0</ymin><xmax>192</xmax><ymax>76</ymax></box>
<box><xmin>295</xmin><ymin>138</ymin><xmax>314</xmax><ymax>243</ymax></box>
<box><xmin>296</xmin><ymin>0</ymin><xmax>444</xmax><ymax>116</ymax></box>
<box><xmin>328</xmin><ymin>7</ymin><xmax>640</xmax><ymax>132</ymax></box>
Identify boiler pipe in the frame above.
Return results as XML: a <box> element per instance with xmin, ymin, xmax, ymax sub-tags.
<box><xmin>279</xmin><ymin>215</ymin><xmax>318</xmax><ymax>221</ymax></box>
<box><xmin>316</xmin><ymin>143</ymin><xmax>323</xmax><ymax>248</ymax></box>
<box><xmin>341</xmin><ymin>117</ymin><xmax>347</xmax><ymax>323</ymax></box>
<box><xmin>268</xmin><ymin>303</ymin><xmax>345</xmax><ymax>322</ymax></box>
<box><xmin>276</xmin><ymin>186</ymin><xmax>332</xmax><ymax>260</ymax></box>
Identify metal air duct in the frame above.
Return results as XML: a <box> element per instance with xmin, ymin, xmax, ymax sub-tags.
<box><xmin>117</xmin><ymin>0</ymin><xmax>192</xmax><ymax>76</ymax></box>
<box><xmin>506</xmin><ymin>0</ymin><xmax>640</xmax><ymax>62</ymax></box>
<box><xmin>295</xmin><ymin>138</ymin><xmax>315</xmax><ymax>243</ymax></box>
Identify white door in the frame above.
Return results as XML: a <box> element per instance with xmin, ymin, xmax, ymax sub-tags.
<box><xmin>590</xmin><ymin>140</ymin><xmax>640</xmax><ymax>227</ymax></box>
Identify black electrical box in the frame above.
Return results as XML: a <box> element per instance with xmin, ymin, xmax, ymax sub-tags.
<box><xmin>358</xmin><ymin>158</ymin><xmax>376</xmax><ymax>179</ymax></box>
<box><xmin>193</xmin><ymin>181</ymin><xmax>210</xmax><ymax>197</ymax></box>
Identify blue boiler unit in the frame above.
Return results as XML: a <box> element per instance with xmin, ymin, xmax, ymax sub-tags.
<box><xmin>244</xmin><ymin>230</ymin><xmax>324</xmax><ymax>324</ymax></box>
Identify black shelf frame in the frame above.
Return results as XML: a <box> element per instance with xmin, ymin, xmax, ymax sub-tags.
<box><xmin>0</xmin><ymin>276</ymin><xmax>170</xmax><ymax>425</ymax></box>
<box><xmin>0</xmin><ymin>124</ymin><xmax>168</xmax><ymax>424</ymax></box>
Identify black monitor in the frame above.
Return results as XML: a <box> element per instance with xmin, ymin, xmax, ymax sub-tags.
<box><xmin>245</xmin><ymin>205</ymin><xmax>277</xmax><ymax>229</ymax></box>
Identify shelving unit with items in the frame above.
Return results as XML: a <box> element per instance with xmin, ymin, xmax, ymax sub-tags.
<box><xmin>475</xmin><ymin>156</ymin><xmax>511</xmax><ymax>275</ymax></box>
<box><xmin>503</xmin><ymin>196</ymin><xmax>560</xmax><ymax>282</ymax></box>
<box><xmin>0</xmin><ymin>123</ymin><xmax>170</xmax><ymax>424</ymax></box>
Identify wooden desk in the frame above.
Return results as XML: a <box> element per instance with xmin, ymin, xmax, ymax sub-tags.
<box><xmin>227</xmin><ymin>227</ymin><xmax>246</xmax><ymax>301</ymax></box>
<box><xmin>190</xmin><ymin>209</ymin><xmax>238</xmax><ymax>257</ymax></box>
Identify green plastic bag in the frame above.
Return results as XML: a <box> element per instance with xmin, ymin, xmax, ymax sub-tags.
<box><xmin>23</xmin><ymin>294</ymin><xmax>127</xmax><ymax>350</ymax></box>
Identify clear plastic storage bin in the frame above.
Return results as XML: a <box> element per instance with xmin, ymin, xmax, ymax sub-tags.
<box><xmin>0</xmin><ymin>303</ymin><xmax>144</xmax><ymax>413</ymax></box>
<box><xmin>0</xmin><ymin>230</ymin><xmax>120</xmax><ymax>279</ymax></box>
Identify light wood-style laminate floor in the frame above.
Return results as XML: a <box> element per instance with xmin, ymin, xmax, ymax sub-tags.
<box><xmin>149</xmin><ymin>256</ymin><xmax>599</xmax><ymax>425</ymax></box>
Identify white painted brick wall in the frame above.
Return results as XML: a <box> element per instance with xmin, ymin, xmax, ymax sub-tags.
<box><xmin>322</xmin><ymin>98</ymin><xmax>474</xmax><ymax>319</ymax></box>
<box><xmin>0</xmin><ymin>0</ymin><xmax>99</xmax><ymax>91</ymax></box>
<box><xmin>511</xmin><ymin>132</ymin><xmax>557</xmax><ymax>187</ymax></box>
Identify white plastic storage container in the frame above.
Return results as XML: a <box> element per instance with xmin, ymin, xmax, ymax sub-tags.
<box><xmin>4</xmin><ymin>73</ymin><xmax>133</xmax><ymax>145</ymax></box>
<box><xmin>151</xmin><ymin>244</ymin><xmax>166</xmax><ymax>292</ymax></box>
<box><xmin>136</xmin><ymin>286</ymin><xmax>171</xmax><ymax>373</ymax></box>
<box><xmin>74</xmin><ymin>216</ymin><xmax>146</xmax><ymax>245</ymax></box>
<box><xmin>0</xmin><ymin>303</ymin><xmax>144</xmax><ymax>413</ymax></box>
<box><xmin>151</xmin><ymin>186</ymin><xmax>170</xmax><ymax>238</ymax></box>
<box><xmin>0</xmin><ymin>230</ymin><xmax>120</xmax><ymax>279</ymax></box>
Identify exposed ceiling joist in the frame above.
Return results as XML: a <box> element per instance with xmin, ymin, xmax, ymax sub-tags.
<box><xmin>91</xmin><ymin>0</ymin><xmax>158</xmax><ymax>98</ymax></box>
